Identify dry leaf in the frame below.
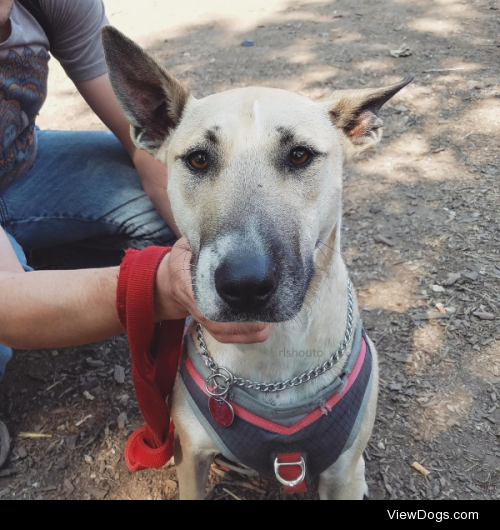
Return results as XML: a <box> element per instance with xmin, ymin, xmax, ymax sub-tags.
<box><xmin>390</xmin><ymin>46</ymin><xmax>412</xmax><ymax>58</ymax></box>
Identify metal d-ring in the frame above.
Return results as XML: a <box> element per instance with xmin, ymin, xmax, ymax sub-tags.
<box><xmin>205</xmin><ymin>367</ymin><xmax>234</xmax><ymax>400</ymax></box>
<box><xmin>274</xmin><ymin>457</ymin><xmax>307</xmax><ymax>488</ymax></box>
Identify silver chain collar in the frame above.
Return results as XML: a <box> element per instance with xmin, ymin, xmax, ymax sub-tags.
<box><xmin>196</xmin><ymin>279</ymin><xmax>355</xmax><ymax>394</ymax></box>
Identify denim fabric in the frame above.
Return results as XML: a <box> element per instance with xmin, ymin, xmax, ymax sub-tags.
<box><xmin>5</xmin><ymin>232</ymin><xmax>33</xmax><ymax>272</ymax></box>
<box><xmin>0</xmin><ymin>345</ymin><xmax>12</xmax><ymax>381</ymax></box>
<box><xmin>0</xmin><ymin>129</ymin><xmax>176</xmax><ymax>265</ymax></box>
<box><xmin>0</xmin><ymin>129</ymin><xmax>177</xmax><ymax>380</ymax></box>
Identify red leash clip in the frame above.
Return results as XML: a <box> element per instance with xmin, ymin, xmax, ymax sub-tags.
<box><xmin>117</xmin><ymin>247</ymin><xmax>186</xmax><ymax>472</ymax></box>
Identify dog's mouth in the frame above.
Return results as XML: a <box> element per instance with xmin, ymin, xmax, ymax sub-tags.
<box><xmin>192</xmin><ymin>238</ymin><xmax>315</xmax><ymax>323</ymax></box>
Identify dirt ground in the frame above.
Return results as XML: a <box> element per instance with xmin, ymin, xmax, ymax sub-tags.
<box><xmin>1</xmin><ymin>0</ymin><xmax>499</xmax><ymax>500</ymax></box>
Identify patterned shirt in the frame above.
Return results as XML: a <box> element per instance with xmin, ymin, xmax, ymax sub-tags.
<box><xmin>0</xmin><ymin>0</ymin><xmax>108</xmax><ymax>193</ymax></box>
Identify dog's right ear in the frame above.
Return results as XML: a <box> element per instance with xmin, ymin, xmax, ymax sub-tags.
<box><xmin>102</xmin><ymin>26</ymin><xmax>191</xmax><ymax>156</ymax></box>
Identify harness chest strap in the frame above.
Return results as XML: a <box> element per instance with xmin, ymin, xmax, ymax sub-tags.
<box><xmin>117</xmin><ymin>247</ymin><xmax>186</xmax><ymax>472</ymax></box>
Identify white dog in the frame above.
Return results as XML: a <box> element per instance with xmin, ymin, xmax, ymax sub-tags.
<box><xmin>103</xmin><ymin>26</ymin><xmax>413</xmax><ymax>500</ymax></box>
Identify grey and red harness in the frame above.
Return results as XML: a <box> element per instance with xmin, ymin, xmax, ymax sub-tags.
<box><xmin>179</xmin><ymin>320</ymin><xmax>374</xmax><ymax>492</ymax></box>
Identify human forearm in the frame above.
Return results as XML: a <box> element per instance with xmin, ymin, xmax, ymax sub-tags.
<box><xmin>76</xmin><ymin>75</ymin><xmax>181</xmax><ymax>236</ymax></box>
<box><xmin>0</xmin><ymin>267</ymin><xmax>123</xmax><ymax>350</ymax></box>
<box><xmin>132</xmin><ymin>150</ymin><xmax>181</xmax><ymax>237</ymax></box>
<box><xmin>0</xmin><ymin>237</ymin><xmax>273</xmax><ymax>350</ymax></box>
<box><xmin>75</xmin><ymin>74</ymin><xmax>136</xmax><ymax>156</ymax></box>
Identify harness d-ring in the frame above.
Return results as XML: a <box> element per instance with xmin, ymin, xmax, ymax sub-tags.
<box><xmin>274</xmin><ymin>456</ymin><xmax>307</xmax><ymax>489</ymax></box>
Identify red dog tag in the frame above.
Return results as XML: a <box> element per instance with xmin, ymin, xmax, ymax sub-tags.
<box><xmin>209</xmin><ymin>398</ymin><xmax>235</xmax><ymax>428</ymax></box>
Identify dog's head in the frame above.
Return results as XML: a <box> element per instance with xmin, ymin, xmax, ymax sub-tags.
<box><xmin>103</xmin><ymin>27</ymin><xmax>413</xmax><ymax>323</ymax></box>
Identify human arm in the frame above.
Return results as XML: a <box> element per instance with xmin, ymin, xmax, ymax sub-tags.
<box><xmin>41</xmin><ymin>0</ymin><xmax>180</xmax><ymax>235</ymax></box>
<box><xmin>0</xmin><ymin>230</ymin><xmax>272</xmax><ymax>350</ymax></box>
<box><xmin>75</xmin><ymin>74</ymin><xmax>181</xmax><ymax>237</ymax></box>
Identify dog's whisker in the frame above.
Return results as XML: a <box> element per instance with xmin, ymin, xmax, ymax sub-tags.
<box><xmin>315</xmin><ymin>244</ymin><xmax>329</xmax><ymax>261</ymax></box>
<box><xmin>317</xmin><ymin>240</ymin><xmax>343</xmax><ymax>259</ymax></box>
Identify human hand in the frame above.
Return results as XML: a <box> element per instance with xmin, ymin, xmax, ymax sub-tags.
<box><xmin>156</xmin><ymin>239</ymin><xmax>274</xmax><ymax>344</ymax></box>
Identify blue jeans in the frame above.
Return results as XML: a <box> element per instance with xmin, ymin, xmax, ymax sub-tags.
<box><xmin>0</xmin><ymin>129</ymin><xmax>176</xmax><ymax>381</ymax></box>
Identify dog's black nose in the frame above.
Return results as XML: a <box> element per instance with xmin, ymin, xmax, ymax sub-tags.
<box><xmin>215</xmin><ymin>254</ymin><xmax>279</xmax><ymax>312</ymax></box>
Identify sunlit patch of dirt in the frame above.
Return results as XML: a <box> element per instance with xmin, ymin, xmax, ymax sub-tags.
<box><xmin>404</xmin><ymin>85</ymin><xmax>442</xmax><ymax>114</ymax></box>
<box><xmin>411</xmin><ymin>150</ymin><xmax>474</xmax><ymax>182</ymax></box>
<box><xmin>409</xmin><ymin>18</ymin><xmax>461</xmax><ymax>36</ymax></box>
<box><xmin>407</xmin><ymin>323</ymin><xmax>445</xmax><ymax>375</ymax></box>
<box><xmin>462</xmin><ymin>98</ymin><xmax>500</xmax><ymax>137</ymax></box>
<box><xmin>354</xmin><ymin>59</ymin><xmax>393</xmax><ymax>73</ymax></box>
<box><xmin>467</xmin><ymin>340</ymin><xmax>500</xmax><ymax>384</ymax></box>
<box><xmin>384</xmin><ymin>200</ymin><xmax>406</xmax><ymax>215</ymax></box>
<box><xmin>384</xmin><ymin>136</ymin><xmax>430</xmax><ymax>159</ymax></box>
<box><xmin>358</xmin><ymin>262</ymin><xmax>425</xmax><ymax>313</ymax></box>
<box><xmin>432</xmin><ymin>0</ymin><xmax>474</xmax><ymax>14</ymax></box>
<box><xmin>354</xmin><ymin>135</ymin><xmax>473</xmax><ymax>184</ymax></box>
<box><xmin>342</xmin><ymin>178</ymin><xmax>391</xmax><ymax>203</ymax></box>
<box><xmin>287</xmin><ymin>50</ymin><xmax>317</xmax><ymax>64</ymax></box>
<box><xmin>412</xmin><ymin>385</ymin><xmax>472</xmax><ymax>439</ymax></box>
<box><xmin>414</xmin><ymin>322</ymin><xmax>445</xmax><ymax>352</ymax></box>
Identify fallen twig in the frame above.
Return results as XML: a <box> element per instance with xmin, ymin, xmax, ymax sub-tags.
<box><xmin>423</xmin><ymin>67</ymin><xmax>465</xmax><ymax>73</ymax></box>
<box><xmin>45</xmin><ymin>381</ymin><xmax>62</xmax><ymax>392</ymax></box>
<box><xmin>412</xmin><ymin>311</ymin><xmax>451</xmax><ymax>321</ymax></box>
<box><xmin>222</xmin><ymin>488</ymin><xmax>242</xmax><ymax>501</ymax></box>
<box><xmin>75</xmin><ymin>415</ymin><xmax>92</xmax><ymax>427</ymax></box>
<box><xmin>374</xmin><ymin>234</ymin><xmax>396</xmax><ymax>247</ymax></box>
<box><xmin>461</xmin><ymin>130</ymin><xmax>476</xmax><ymax>141</ymax></box>
<box><xmin>18</xmin><ymin>432</ymin><xmax>52</xmax><ymax>439</ymax></box>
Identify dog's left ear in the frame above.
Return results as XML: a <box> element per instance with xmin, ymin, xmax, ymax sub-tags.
<box><xmin>326</xmin><ymin>75</ymin><xmax>414</xmax><ymax>157</ymax></box>
<box><xmin>102</xmin><ymin>26</ymin><xmax>191</xmax><ymax>157</ymax></box>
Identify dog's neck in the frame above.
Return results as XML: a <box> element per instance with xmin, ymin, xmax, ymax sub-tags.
<box><xmin>198</xmin><ymin>222</ymin><xmax>359</xmax><ymax>407</ymax></box>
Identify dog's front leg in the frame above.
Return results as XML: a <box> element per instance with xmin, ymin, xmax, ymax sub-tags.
<box><xmin>174</xmin><ymin>432</ymin><xmax>214</xmax><ymax>500</ymax></box>
<box><xmin>319</xmin><ymin>450</ymin><xmax>368</xmax><ymax>500</ymax></box>
<box><xmin>171</xmin><ymin>380</ymin><xmax>218</xmax><ymax>500</ymax></box>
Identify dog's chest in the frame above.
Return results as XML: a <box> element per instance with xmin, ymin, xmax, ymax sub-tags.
<box><xmin>178</xmin><ymin>324</ymin><xmax>374</xmax><ymax>481</ymax></box>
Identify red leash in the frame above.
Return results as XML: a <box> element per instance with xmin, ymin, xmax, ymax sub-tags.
<box><xmin>117</xmin><ymin>247</ymin><xmax>186</xmax><ymax>472</ymax></box>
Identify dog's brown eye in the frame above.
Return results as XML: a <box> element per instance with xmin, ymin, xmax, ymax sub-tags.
<box><xmin>290</xmin><ymin>148</ymin><xmax>311</xmax><ymax>166</ymax></box>
<box><xmin>188</xmin><ymin>151</ymin><xmax>209</xmax><ymax>170</ymax></box>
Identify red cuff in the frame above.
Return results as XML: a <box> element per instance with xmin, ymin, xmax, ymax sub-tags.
<box><xmin>117</xmin><ymin>247</ymin><xmax>172</xmax><ymax>329</ymax></box>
